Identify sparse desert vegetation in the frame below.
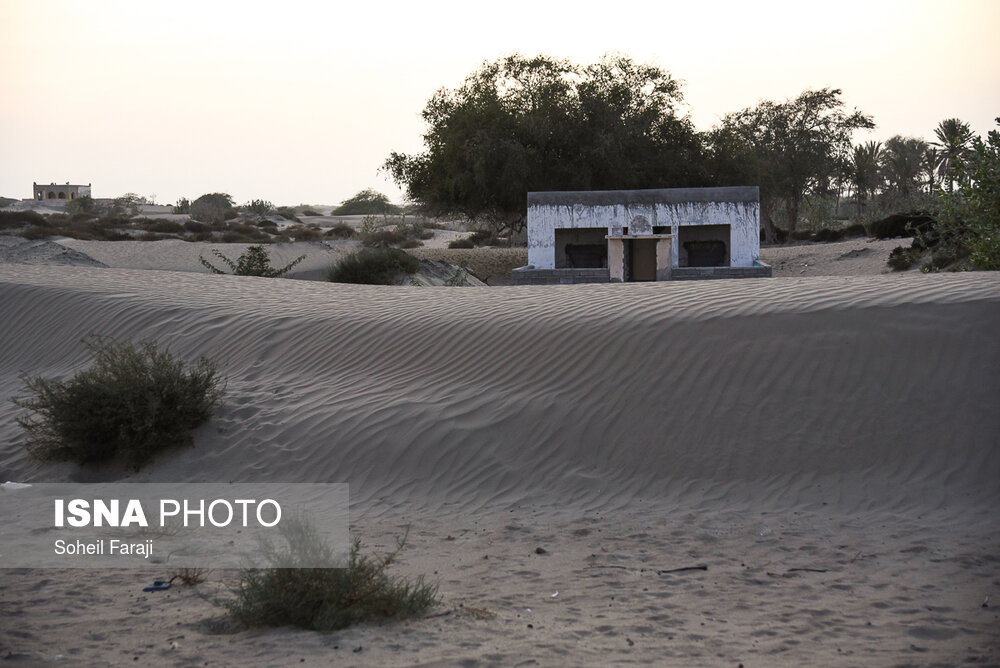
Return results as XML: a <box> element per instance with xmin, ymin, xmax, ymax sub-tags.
<box><xmin>328</xmin><ymin>247</ymin><xmax>420</xmax><ymax>284</ymax></box>
<box><xmin>13</xmin><ymin>337</ymin><xmax>224</xmax><ymax>468</ymax></box>
<box><xmin>227</xmin><ymin>521</ymin><xmax>438</xmax><ymax>632</ymax></box>
<box><xmin>199</xmin><ymin>245</ymin><xmax>305</xmax><ymax>277</ymax></box>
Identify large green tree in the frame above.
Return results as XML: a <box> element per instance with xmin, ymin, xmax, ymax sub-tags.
<box><xmin>384</xmin><ymin>54</ymin><xmax>708</xmax><ymax>238</ymax></box>
<box><xmin>712</xmin><ymin>88</ymin><xmax>874</xmax><ymax>242</ymax></box>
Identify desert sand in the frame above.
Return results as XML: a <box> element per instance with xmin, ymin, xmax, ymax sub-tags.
<box><xmin>0</xmin><ymin>240</ymin><xmax>998</xmax><ymax>666</ymax></box>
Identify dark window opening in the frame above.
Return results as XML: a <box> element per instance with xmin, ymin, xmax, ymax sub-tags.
<box><xmin>555</xmin><ymin>228</ymin><xmax>608</xmax><ymax>268</ymax></box>
<box><xmin>678</xmin><ymin>224</ymin><xmax>730</xmax><ymax>267</ymax></box>
<box><xmin>565</xmin><ymin>244</ymin><xmax>607</xmax><ymax>268</ymax></box>
<box><xmin>683</xmin><ymin>240</ymin><xmax>727</xmax><ymax>266</ymax></box>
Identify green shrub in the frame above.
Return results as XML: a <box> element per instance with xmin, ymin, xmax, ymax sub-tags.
<box><xmin>184</xmin><ymin>220</ymin><xmax>211</xmax><ymax>234</ymax></box>
<box><xmin>812</xmin><ymin>228</ymin><xmax>845</xmax><ymax>242</ymax></box>
<box><xmin>143</xmin><ymin>219</ymin><xmax>185</xmax><ymax>234</ymax></box>
<box><xmin>297</xmin><ymin>208</ymin><xmax>322</xmax><ymax>216</ymax></box>
<box><xmin>64</xmin><ymin>195</ymin><xmax>101</xmax><ymax>216</ymax></box>
<box><xmin>325</xmin><ymin>222</ymin><xmax>354</xmax><ymax>239</ymax></box>
<box><xmin>220</xmin><ymin>231</ymin><xmax>254</xmax><ymax>243</ymax></box>
<box><xmin>243</xmin><ymin>199</ymin><xmax>274</xmax><ymax>218</ymax></box>
<box><xmin>888</xmin><ymin>245</ymin><xmax>917</xmax><ymax>271</ymax></box>
<box><xmin>227</xmin><ymin>521</ymin><xmax>438</xmax><ymax>632</ymax></box>
<box><xmin>13</xmin><ymin>337</ymin><xmax>224</xmax><ymax>468</ymax></box>
<box><xmin>332</xmin><ymin>188</ymin><xmax>402</xmax><ymax>216</ymax></box>
<box><xmin>225</xmin><ymin>222</ymin><xmax>270</xmax><ymax>242</ymax></box>
<box><xmin>19</xmin><ymin>226</ymin><xmax>52</xmax><ymax>240</ymax></box>
<box><xmin>190</xmin><ymin>193</ymin><xmax>235</xmax><ymax>224</ymax></box>
<box><xmin>200</xmin><ymin>245</ymin><xmax>305</xmax><ymax>277</ymax></box>
<box><xmin>448</xmin><ymin>238</ymin><xmax>475</xmax><ymax>249</ymax></box>
<box><xmin>361</xmin><ymin>229</ymin><xmax>407</xmax><ymax>247</ymax></box>
<box><xmin>287</xmin><ymin>226</ymin><xmax>323</xmax><ymax>242</ymax></box>
<box><xmin>328</xmin><ymin>247</ymin><xmax>419</xmax><ymax>284</ymax></box>
<box><xmin>398</xmin><ymin>238</ymin><xmax>423</xmax><ymax>249</ymax></box>
<box><xmin>869</xmin><ymin>213</ymin><xmax>933</xmax><ymax>239</ymax></box>
<box><xmin>0</xmin><ymin>210</ymin><xmax>47</xmax><ymax>229</ymax></box>
<box><xmin>276</xmin><ymin>206</ymin><xmax>301</xmax><ymax>223</ymax></box>
<box><xmin>108</xmin><ymin>193</ymin><xmax>145</xmax><ymax>218</ymax></box>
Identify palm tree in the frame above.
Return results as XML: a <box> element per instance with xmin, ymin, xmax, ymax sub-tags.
<box><xmin>922</xmin><ymin>145</ymin><xmax>941</xmax><ymax>193</ymax></box>
<box><xmin>933</xmin><ymin>118</ymin><xmax>975</xmax><ymax>192</ymax></box>
<box><xmin>881</xmin><ymin>136</ymin><xmax>927</xmax><ymax>198</ymax></box>
<box><xmin>850</xmin><ymin>141</ymin><xmax>883</xmax><ymax>218</ymax></box>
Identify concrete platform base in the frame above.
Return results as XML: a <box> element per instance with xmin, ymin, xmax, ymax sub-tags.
<box><xmin>510</xmin><ymin>267</ymin><xmax>610</xmax><ymax>285</ymax></box>
<box><xmin>670</xmin><ymin>263</ymin><xmax>772</xmax><ymax>280</ymax></box>
<box><xmin>510</xmin><ymin>262</ymin><xmax>771</xmax><ymax>284</ymax></box>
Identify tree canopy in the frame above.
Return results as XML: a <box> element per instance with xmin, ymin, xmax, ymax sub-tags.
<box><xmin>332</xmin><ymin>189</ymin><xmax>402</xmax><ymax>216</ymax></box>
<box><xmin>190</xmin><ymin>193</ymin><xmax>235</xmax><ymax>224</ymax></box>
<box><xmin>936</xmin><ymin>118</ymin><xmax>1000</xmax><ymax>269</ymax></box>
<box><xmin>710</xmin><ymin>88</ymin><xmax>874</xmax><ymax>241</ymax></box>
<box><xmin>933</xmin><ymin>118</ymin><xmax>975</xmax><ymax>192</ymax></box>
<box><xmin>384</xmin><ymin>53</ymin><xmax>709</xmax><ymax>238</ymax></box>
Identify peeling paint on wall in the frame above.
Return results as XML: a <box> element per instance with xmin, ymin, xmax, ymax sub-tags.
<box><xmin>527</xmin><ymin>187</ymin><xmax>760</xmax><ymax>270</ymax></box>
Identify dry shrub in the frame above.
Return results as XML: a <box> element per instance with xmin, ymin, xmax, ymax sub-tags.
<box><xmin>328</xmin><ymin>247</ymin><xmax>419</xmax><ymax>284</ymax></box>
<box><xmin>13</xmin><ymin>337</ymin><xmax>224</xmax><ymax>468</ymax></box>
<box><xmin>227</xmin><ymin>520</ymin><xmax>438</xmax><ymax>632</ymax></box>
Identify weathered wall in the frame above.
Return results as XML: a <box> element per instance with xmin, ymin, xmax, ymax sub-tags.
<box><xmin>527</xmin><ymin>187</ymin><xmax>760</xmax><ymax>269</ymax></box>
<box><xmin>33</xmin><ymin>183</ymin><xmax>91</xmax><ymax>201</ymax></box>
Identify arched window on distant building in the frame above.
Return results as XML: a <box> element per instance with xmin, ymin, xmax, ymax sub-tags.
<box><xmin>58</xmin><ymin>192</ymin><xmax>66</xmax><ymax>199</ymax></box>
<box><xmin>47</xmin><ymin>191</ymin><xmax>55</xmax><ymax>199</ymax></box>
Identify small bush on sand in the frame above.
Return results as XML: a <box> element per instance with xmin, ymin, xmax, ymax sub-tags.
<box><xmin>227</xmin><ymin>521</ymin><xmax>438</xmax><ymax>632</ymax></box>
<box><xmin>184</xmin><ymin>220</ymin><xmax>211</xmax><ymax>234</ymax></box>
<box><xmin>169</xmin><ymin>568</ymin><xmax>207</xmax><ymax>586</ymax></box>
<box><xmin>13</xmin><ymin>337</ymin><xmax>224</xmax><ymax>468</ymax></box>
<box><xmin>448</xmin><ymin>238</ymin><xmax>475</xmax><ymax>249</ymax></box>
<box><xmin>361</xmin><ymin>229</ymin><xmax>407</xmax><ymax>247</ymax></box>
<box><xmin>0</xmin><ymin>210</ymin><xmax>47</xmax><ymax>229</ymax></box>
<box><xmin>328</xmin><ymin>247</ymin><xmax>419</xmax><ymax>284</ymax></box>
<box><xmin>200</xmin><ymin>245</ymin><xmax>305</xmax><ymax>277</ymax></box>
<box><xmin>143</xmin><ymin>219</ymin><xmax>185</xmax><ymax>234</ymax></box>
<box><xmin>888</xmin><ymin>245</ymin><xmax>917</xmax><ymax>271</ymax></box>
<box><xmin>276</xmin><ymin>206</ymin><xmax>301</xmax><ymax>223</ymax></box>
<box><xmin>286</xmin><ymin>225</ymin><xmax>323</xmax><ymax>242</ymax></box>
<box><xmin>325</xmin><ymin>222</ymin><xmax>355</xmax><ymax>239</ymax></box>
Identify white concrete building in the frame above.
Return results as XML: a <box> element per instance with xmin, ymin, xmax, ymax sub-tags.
<box><xmin>512</xmin><ymin>186</ymin><xmax>770</xmax><ymax>284</ymax></box>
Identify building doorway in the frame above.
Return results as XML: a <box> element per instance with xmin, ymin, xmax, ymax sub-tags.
<box><xmin>627</xmin><ymin>239</ymin><xmax>658</xmax><ymax>281</ymax></box>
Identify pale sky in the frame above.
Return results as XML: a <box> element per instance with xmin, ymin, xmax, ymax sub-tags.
<box><xmin>2</xmin><ymin>0</ymin><xmax>997</xmax><ymax>206</ymax></box>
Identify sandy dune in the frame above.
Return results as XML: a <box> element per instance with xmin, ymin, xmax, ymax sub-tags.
<box><xmin>0</xmin><ymin>264</ymin><xmax>998</xmax><ymax>665</ymax></box>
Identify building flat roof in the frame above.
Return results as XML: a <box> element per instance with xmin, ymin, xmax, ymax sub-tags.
<box><xmin>528</xmin><ymin>186</ymin><xmax>759</xmax><ymax>207</ymax></box>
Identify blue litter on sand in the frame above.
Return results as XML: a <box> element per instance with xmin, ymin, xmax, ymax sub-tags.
<box><xmin>143</xmin><ymin>580</ymin><xmax>171</xmax><ymax>592</ymax></box>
